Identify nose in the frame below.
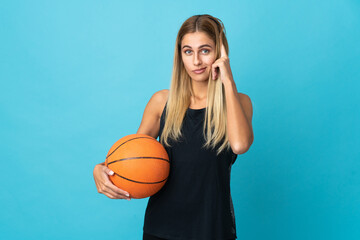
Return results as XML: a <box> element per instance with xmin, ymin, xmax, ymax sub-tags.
<box><xmin>193</xmin><ymin>52</ymin><xmax>202</xmax><ymax>66</ymax></box>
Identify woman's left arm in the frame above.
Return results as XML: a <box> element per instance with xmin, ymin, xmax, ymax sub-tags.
<box><xmin>224</xmin><ymin>81</ymin><xmax>254</xmax><ymax>154</ymax></box>
<box><xmin>212</xmin><ymin>43</ymin><xmax>254</xmax><ymax>154</ymax></box>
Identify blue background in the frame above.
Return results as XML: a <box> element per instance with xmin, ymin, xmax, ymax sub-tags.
<box><xmin>1</xmin><ymin>0</ymin><xmax>359</xmax><ymax>239</ymax></box>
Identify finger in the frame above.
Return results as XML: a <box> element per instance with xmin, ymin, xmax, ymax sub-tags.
<box><xmin>212</xmin><ymin>63</ymin><xmax>217</xmax><ymax>80</ymax></box>
<box><xmin>219</xmin><ymin>29</ymin><xmax>227</xmax><ymax>58</ymax></box>
<box><xmin>105</xmin><ymin>166</ymin><xmax>114</xmax><ymax>176</ymax></box>
<box><xmin>102</xmin><ymin>187</ymin><xmax>130</xmax><ymax>200</ymax></box>
<box><xmin>101</xmin><ymin>166</ymin><xmax>130</xmax><ymax>196</ymax></box>
<box><xmin>104</xmin><ymin>178</ymin><xmax>130</xmax><ymax>197</ymax></box>
<box><xmin>220</xmin><ymin>43</ymin><xmax>227</xmax><ymax>58</ymax></box>
<box><xmin>103</xmin><ymin>190</ymin><xmax>118</xmax><ymax>199</ymax></box>
<box><xmin>105</xmin><ymin>191</ymin><xmax>129</xmax><ymax>200</ymax></box>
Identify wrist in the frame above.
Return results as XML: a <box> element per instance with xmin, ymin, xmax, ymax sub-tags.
<box><xmin>223</xmin><ymin>79</ymin><xmax>237</xmax><ymax>92</ymax></box>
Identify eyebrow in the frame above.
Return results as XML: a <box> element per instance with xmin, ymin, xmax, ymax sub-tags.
<box><xmin>182</xmin><ymin>44</ymin><xmax>212</xmax><ymax>49</ymax></box>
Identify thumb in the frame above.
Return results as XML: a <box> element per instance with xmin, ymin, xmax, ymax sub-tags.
<box><xmin>106</xmin><ymin>168</ymin><xmax>114</xmax><ymax>176</ymax></box>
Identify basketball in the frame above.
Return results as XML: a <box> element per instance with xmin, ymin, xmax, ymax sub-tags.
<box><xmin>105</xmin><ymin>134</ymin><xmax>170</xmax><ymax>199</ymax></box>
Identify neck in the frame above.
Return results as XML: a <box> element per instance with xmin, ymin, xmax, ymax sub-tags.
<box><xmin>190</xmin><ymin>79</ymin><xmax>208</xmax><ymax>102</ymax></box>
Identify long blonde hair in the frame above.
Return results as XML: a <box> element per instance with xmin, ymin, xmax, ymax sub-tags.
<box><xmin>160</xmin><ymin>14</ymin><xmax>231</xmax><ymax>156</ymax></box>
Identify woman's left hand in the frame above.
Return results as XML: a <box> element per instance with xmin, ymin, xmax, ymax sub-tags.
<box><xmin>211</xmin><ymin>42</ymin><xmax>234</xmax><ymax>85</ymax></box>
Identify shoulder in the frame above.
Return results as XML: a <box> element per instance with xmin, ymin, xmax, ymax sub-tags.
<box><xmin>151</xmin><ymin>89</ymin><xmax>169</xmax><ymax>106</ymax></box>
<box><xmin>156</xmin><ymin>89</ymin><xmax>169</xmax><ymax>100</ymax></box>
<box><xmin>149</xmin><ymin>89</ymin><xmax>169</xmax><ymax>118</ymax></box>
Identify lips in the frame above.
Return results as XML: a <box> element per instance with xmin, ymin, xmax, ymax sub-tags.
<box><xmin>193</xmin><ymin>67</ymin><xmax>206</xmax><ymax>74</ymax></box>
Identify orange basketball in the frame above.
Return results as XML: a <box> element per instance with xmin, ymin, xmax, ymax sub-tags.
<box><xmin>105</xmin><ymin>134</ymin><xmax>170</xmax><ymax>199</ymax></box>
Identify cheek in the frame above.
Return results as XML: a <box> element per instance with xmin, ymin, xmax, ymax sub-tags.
<box><xmin>182</xmin><ymin>59</ymin><xmax>191</xmax><ymax>70</ymax></box>
<box><xmin>206</xmin><ymin>56</ymin><xmax>216</xmax><ymax>66</ymax></box>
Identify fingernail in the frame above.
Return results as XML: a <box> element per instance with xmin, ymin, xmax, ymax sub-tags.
<box><xmin>125</xmin><ymin>193</ymin><xmax>129</xmax><ymax>197</ymax></box>
<box><xmin>109</xmin><ymin>170</ymin><xmax>114</xmax><ymax>175</ymax></box>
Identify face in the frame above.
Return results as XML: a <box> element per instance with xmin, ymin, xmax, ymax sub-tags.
<box><xmin>181</xmin><ymin>32</ymin><xmax>216</xmax><ymax>82</ymax></box>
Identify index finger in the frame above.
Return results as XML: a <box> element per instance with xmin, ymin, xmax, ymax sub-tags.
<box><xmin>220</xmin><ymin>41</ymin><xmax>227</xmax><ymax>58</ymax></box>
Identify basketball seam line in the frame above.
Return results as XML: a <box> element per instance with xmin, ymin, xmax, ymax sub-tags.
<box><xmin>106</xmin><ymin>136</ymin><xmax>157</xmax><ymax>160</ymax></box>
<box><xmin>107</xmin><ymin>156</ymin><xmax>170</xmax><ymax>165</ymax></box>
<box><xmin>114</xmin><ymin>172</ymin><xmax>168</xmax><ymax>184</ymax></box>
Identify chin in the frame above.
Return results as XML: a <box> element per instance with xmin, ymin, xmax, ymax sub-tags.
<box><xmin>192</xmin><ymin>78</ymin><xmax>209</xmax><ymax>83</ymax></box>
<box><xmin>190</xmin><ymin>72</ymin><xmax>209</xmax><ymax>81</ymax></box>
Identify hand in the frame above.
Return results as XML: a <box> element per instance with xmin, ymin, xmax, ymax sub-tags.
<box><xmin>93</xmin><ymin>163</ymin><xmax>131</xmax><ymax>200</ymax></box>
<box><xmin>211</xmin><ymin>39</ymin><xmax>234</xmax><ymax>85</ymax></box>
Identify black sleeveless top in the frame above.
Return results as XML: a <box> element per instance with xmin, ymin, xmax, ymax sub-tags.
<box><xmin>143</xmin><ymin>102</ymin><xmax>238</xmax><ymax>240</ymax></box>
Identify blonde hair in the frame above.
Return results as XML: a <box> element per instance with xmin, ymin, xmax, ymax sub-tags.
<box><xmin>160</xmin><ymin>14</ymin><xmax>231</xmax><ymax>156</ymax></box>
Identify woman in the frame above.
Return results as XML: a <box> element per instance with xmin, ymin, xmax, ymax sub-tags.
<box><xmin>93</xmin><ymin>14</ymin><xmax>254</xmax><ymax>240</ymax></box>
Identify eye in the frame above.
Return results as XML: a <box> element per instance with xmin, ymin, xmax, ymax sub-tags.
<box><xmin>183</xmin><ymin>49</ymin><xmax>210</xmax><ymax>55</ymax></box>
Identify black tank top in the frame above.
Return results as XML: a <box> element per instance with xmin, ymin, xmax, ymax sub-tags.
<box><xmin>143</xmin><ymin>102</ymin><xmax>238</xmax><ymax>240</ymax></box>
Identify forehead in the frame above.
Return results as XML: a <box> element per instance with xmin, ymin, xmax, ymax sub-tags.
<box><xmin>181</xmin><ymin>32</ymin><xmax>214</xmax><ymax>47</ymax></box>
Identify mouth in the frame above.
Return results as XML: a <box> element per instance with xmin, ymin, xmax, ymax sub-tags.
<box><xmin>192</xmin><ymin>67</ymin><xmax>206</xmax><ymax>74</ymax></box>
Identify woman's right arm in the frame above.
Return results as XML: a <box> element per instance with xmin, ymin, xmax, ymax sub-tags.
<box><xmin>93</xmin><ymin>89</ymin><xmax>167</xmax><ymax>199</ymax></box>
<box><xmin>136</xmin><ymin>89</ymin><xmax>167</xmax><ymax>138</ymax></box>
<box><xmin>93</xmin><ymin>162</ymin><xmax>131</xmax><ymax>200</ymax></box>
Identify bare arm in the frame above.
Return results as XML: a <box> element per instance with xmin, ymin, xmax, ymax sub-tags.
<box><xmin>136</xmin><ymin>89</ymin><xmax>168</xmax><ymax>138</ymax></box>
<box><xmin>92</xmin><ymin>90</ymin><xmax>167</xmax><ymax>200</ymax></box>
<box><xmin>224</xmin><ymin>81</ymin><xmax>254</xmax><ymax>154</ymax></box>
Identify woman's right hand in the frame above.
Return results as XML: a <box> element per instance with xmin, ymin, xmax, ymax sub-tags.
<box><xmin>93</xmin><ymin>163</ymin><xmax>131</xmax><ymax>200</ymax></box>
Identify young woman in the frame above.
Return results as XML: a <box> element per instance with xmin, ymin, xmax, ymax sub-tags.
<box><xmin>93</xmin><ymin>14</ymin><xmax>254</xmax><ymax>240</ymax></box>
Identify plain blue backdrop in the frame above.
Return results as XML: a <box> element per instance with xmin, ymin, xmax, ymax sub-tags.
<box><xmin>1</xmin><ymin>0</ymin><xmax>359</xmax><ymax>239</ymax></box>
